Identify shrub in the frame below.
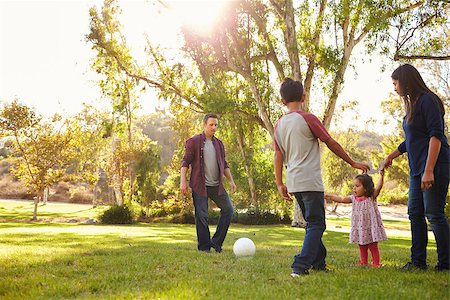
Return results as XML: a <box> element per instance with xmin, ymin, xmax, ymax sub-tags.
<box><xmin>146</xmin><ymin>197</ymin><xmax>190</xmax><ymax>217</ymax></box>
<box><xmin>170</xmin><ymin>210</ymin><xmax>195</xmax><ymax>224</ymax></box>
<box><xmin>207</xmin><ymin>209</ymin><xmax>292</xmax><ymax>225</ymax></box>
<box><xmin>377</xmin><ymin>187</ymin><xmax>408</xmax><ymax>205</ymax></box>
<box><xmin>233</xmin><ymin>209</ymin><xmax>292</xmax><ymax>225</ymax></box>
<box><xmin>99</xmin><ymin>205</ymin><xmax>134</xmax><ymax>224</ymax></box>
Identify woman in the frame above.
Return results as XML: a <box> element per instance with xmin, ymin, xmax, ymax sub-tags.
<box><xmin>384</xmin><ymin>64</ymin><xmax>449</xmax><ymax>272</ymax></box>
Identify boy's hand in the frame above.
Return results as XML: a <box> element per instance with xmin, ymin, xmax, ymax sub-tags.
<box><xmin>351</xmin><ymin>161</ymin><xmax>370</xmax><ymax>173</ymax></box>
<box><xmin>277</xmin><ymin>184</ymin><xmax>292</xmax><ymax>200</ymax></box>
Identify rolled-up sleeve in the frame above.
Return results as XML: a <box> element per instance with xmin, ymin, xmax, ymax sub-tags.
<box><xmin>181</xmin><ymin>138</ymin><xmax>194</xmax><ymax>168</ymax></box>
<box><xmin>422</xmin><ymin>94</ymin><xmax>445</xmax><ymax>141</ymax></box>
<box><xmin>398</xmin><ymin>141</ymin><xmax>406</xmax><ymax>154</ymax></box>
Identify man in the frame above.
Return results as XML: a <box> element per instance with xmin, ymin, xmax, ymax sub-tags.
<box><xmin>274</xmin><ymin>78</ymin><xmax>369</xmax><ymax>277</ymax></box>
<box><xmin>180</xmin><ymin>113</ymin><xmax>236</xmax><ymax>253</ymax></box>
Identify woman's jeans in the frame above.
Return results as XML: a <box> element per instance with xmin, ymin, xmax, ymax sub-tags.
<box><xmin>291</xmin><ymin>192</ymin><xmax>327</xmax><ymax>271</ymax></box>
<box><xmin>408</xmin><ymin>163</ymin><xmax>450</xmax><ymax>269</ymax></box>
<box><xmin>192</xmin><ymin>186</ymin><xmax>234</xmax><ymax>252</ymax></box>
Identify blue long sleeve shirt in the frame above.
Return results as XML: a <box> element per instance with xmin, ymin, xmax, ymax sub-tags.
<box><xmin>398</xmin><ymin>92</ymin><xmax>449</xmax><ymax>176</ymax></box>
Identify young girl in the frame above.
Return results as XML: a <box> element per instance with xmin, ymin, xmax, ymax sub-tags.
<box><xmin>325</xmin><ymin>171</ymin><xmax>387</xmax><ymax>267</ymax></box>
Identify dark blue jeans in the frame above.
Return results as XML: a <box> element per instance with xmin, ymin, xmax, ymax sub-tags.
<box><xmin>291</xmin><ymin>192</ymin><xmax>327</xmax><ymax>271</ymax></box>
<box><xmin>192</xmin><ymin>186</ymin><xmax>234</xmax><ymax>252</ymax></box>
<box><xmin>408</xmin><ymin>163</ymin><xmax>449</xmax><ymax>269</ymax></box>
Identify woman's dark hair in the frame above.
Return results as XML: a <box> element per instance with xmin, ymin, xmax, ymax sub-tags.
<box><xmin>355</xmin><ymin>174</ymin><xmax>375</xmax><ymax>197</ymax></box>
<box><xmin>391</xmin><ymin>64</ymin><xmax>444</xmax><ymax>122</ymax></box>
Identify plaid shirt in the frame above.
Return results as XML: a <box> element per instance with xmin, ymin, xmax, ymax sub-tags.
<box><xmin>181</xmin><ymin>132</ymin><xmax>229</xmax><ymax>196</ymax></box>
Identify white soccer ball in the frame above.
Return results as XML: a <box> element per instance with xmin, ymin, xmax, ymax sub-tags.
<box><xmin>233</xmin><ymin>237</ymin><xmax>256</xmax><ymax>257</ymax></box>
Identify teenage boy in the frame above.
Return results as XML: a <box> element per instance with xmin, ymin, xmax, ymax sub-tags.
<box><xmin>274</xmin><ymin>78</ymin><xmax>370</xmax><ymax>277</ymax></box>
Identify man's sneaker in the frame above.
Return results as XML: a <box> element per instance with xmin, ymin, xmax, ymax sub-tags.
<box><xmin>401</xmin><ymin>262</ymin><xmax>427</xmax><ymax>271</ymax></box>
<box><xmin>291</xmin><ymin>268</ymin><xmax>309</xmax><ymax>278</ymax></box>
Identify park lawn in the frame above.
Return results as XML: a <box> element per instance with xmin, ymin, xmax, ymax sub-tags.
<box><xmin>0</xmin><ymin>200</ymin><xmax>108</xmax><ymax>221</ymax></box>
<box><xmin>0</xmin><ymin>219</ymin><xmax>448</xmax><ymax>299</ymax></box>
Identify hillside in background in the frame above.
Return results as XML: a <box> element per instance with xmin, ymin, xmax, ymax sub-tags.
<box><xmin>0</xmin><ymin>127</ymin><xmax>384</xmax><ymax>203</ymax></box>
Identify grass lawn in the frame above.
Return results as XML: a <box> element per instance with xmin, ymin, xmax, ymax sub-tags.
<box><xmin>0</xmin><ymin>200</ymin><xmax>449</xmax><ymax>299</ymax></box>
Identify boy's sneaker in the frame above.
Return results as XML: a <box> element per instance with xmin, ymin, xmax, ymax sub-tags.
<box><xmin>312</xmin><ymin>264</ymin><xmax>332</xmax><ymax>272</ymax></box>
<box><xmin>291</xmin><ymin>268</ymin><xmax>309</xmax><ymax>278</ymax></box>
<box><xmin>401</xmin><ymin>262</ymin><xmax>427</xmax><ymax>271</ymax></box>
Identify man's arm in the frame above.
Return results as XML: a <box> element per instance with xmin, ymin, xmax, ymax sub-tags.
<box><xmin>274</xmin><ymin>150</ymin><xmax>291</xmax><ymax>200</ymax></box>
<box><xmin>324</xmin><ymin>137</ymin><xmax>370</xmax><ymax>172</ymax></box>
<box><xmin>180</xmin><ymin>166</ymin><xmax>189</xmax><ymax>195</ymax></box>
<box><xmin>224</xmin><ymin>168</ymin><xmax>237</xmax><ymax>194</ymax></box>
<box><xmin>180</xmin><ymin>138</ymin><xmax>194</xmax><ymax>196</ymax></box>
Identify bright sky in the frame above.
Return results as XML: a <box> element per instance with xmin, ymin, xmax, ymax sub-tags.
<box><xmin>0</xmin><ymin>0</ymin><xmax>395</xmax><ymax>133</ymax></box>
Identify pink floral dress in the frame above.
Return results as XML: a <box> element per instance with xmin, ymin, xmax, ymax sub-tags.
<box><xmin>350</xmin><ymin>195</ymin><xmax>387</xmax><ymax>245</ymax></box>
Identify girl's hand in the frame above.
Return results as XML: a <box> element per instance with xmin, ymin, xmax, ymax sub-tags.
<box><xmin>379</xmin><ymin>169</ymin><xmax>385</xmax><ymax>177</ymax></box>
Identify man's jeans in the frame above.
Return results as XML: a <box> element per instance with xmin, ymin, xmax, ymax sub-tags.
<box><xmin>408</xmin><ymin>163</ymin><xmax>450</xmax><ymax>269</ymax></box>
<box><xmin>291</xmin><ymin>192</ymin><xmax>327</xmax><ymax>271</ymax></box>
<box><xmin>192</xmin><ymin>186</ymin><xmax>234</xmax><ymax>252</ymax></box>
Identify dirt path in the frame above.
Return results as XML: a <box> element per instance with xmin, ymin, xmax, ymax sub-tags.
<box><xmin>326</xmin><ymin>203</ymin><xmax>408</xmax><ymax>221</ymax></box>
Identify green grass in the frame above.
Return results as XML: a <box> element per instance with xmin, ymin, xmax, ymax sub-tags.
<box><xmin>0</xmin><ymin>201</ymin><xmax>449</xmax><ymax>299</ymax></box>
<box><xmin>0</xmin><ymin>200</ymin><xmax>107</xmax><ymax>221</ymax></box>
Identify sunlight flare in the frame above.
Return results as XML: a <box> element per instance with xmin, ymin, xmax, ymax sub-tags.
<box><xmin>168</xmin><ymin>0</ymin><xmax>231</xmax><ymax>36</ymax></box>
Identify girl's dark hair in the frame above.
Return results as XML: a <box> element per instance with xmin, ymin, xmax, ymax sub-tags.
<box><xmin>355</xmin><ymin>174</ymin><xmax>374</xmax><ymax>197</ymax></box>
<box><xmin>391</xmin><ymin>64</ymin><xmax>444</xmax><ymax>122</ymax></box>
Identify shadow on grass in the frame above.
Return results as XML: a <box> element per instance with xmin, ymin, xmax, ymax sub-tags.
<box><xmin>0</xmin><ymin>223</ymin><xmax>447</xmax><ymax>299</ymax></box>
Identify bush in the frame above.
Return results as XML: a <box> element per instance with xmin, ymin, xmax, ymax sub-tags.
<box><xmin>206</xmin><ymin>208</ymin><xmax>291</xmax><ymax>225</ymax></box>
<box><xmin>377</xmin><ymin>187</ymin><xmax>408</xmax><ymax>205</ymax></box>
<box><xmin>99</xmin><ymin>205</ymin><xmax>134</xmax><ymax>224</ymax></box>
<box><xmin>145</xmin><ymin>197</ymin><xmax>190</xmax><ymax>218</ymax></box>
<box><xmin>169</xmin><ymin>210</ymin><xmax>195</xmax><ymax>224</ymax></box>
<box><xmin>233</xmin><ymin>209</ymin><xmax>292</xmax><ymax>225</ymax></box>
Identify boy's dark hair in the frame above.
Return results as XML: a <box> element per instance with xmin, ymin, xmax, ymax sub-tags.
<box><xmin>355</xmin><ymin>174</ymin><xmax>374</xmax><ymax>197</ymax></box>
<box><xmin>280</xmin><ymin>77</ymin><xmax>304</xmax><ymax>103</ymax></box>
<box><xmin>203</xmin><ymin>113</ymin><xmax>218</xmax><ymax>124</ymax></box>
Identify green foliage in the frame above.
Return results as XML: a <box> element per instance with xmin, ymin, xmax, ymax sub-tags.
<box><xmin>99</xmin><ymin>204</ymin><xmax>134</xmax><ymax>224</ymax></box>
<box><xmin>377</xmin><ymin>186</ymin><xmax>408</xmax><ymax>205</ymax></box>
<box><xmin>145</xmin><ymin>196</ymin><xmax>189</xmax><ymax>218</ymax></box>
<box><xmin>322</xmin><ymin>130</ymin><xmax>366</xmax><ymax>195</ymax></box>
<box><xmin>133</xmin><ymin>141</ymin><xmax>161</xmax><ymax>205</ymax></box>
<box><xmin>232</xmin><ymin>209</ymin><xmax>291</xmax><ymax>225</ymax></box>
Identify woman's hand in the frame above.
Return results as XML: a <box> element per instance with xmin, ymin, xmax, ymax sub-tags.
<box><xmin>421</xmin><ymin>170</ymin><xmax>434</xmax><ymax>191</ymax></box>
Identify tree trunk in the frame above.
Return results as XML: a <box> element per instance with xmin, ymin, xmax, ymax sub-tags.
<box><xmin>42</xmin><ymin>186</ymin><xmax>49</xmax><ymax>205</ymax></box>
<box><xmin>322</xmin><ymin>43</ymin><xmax>354</xmax><ymax>129</ymax></box>
<box><xmin>235</xmin><ymin>121</ymin><xmax>258</xmax><ymax>208</ymax></box>
<box><xmin>32</xmin><ymin>195</ymin><xmax>40</xmax><ymax>221</ymax></box>
<box><xmin>303</xmin><ymin>0</ymin><xmax>328</xmax><ymax>110</ymax></box>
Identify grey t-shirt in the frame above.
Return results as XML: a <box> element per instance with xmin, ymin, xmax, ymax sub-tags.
<box><xmin>274</xmin><ymin>110</ymin><xmax>331</xmax><ymax>192</ymax></box>
<box><xmin>204</xmin><ymin>139</ymin><xmax>220</xmax><ymax>186</ymax></box>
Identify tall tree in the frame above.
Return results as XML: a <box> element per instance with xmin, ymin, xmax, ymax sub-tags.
<box><xmin>0</xmin><ymin>101</ymin><xmax>76</xmax><ymax>220</ymax></box>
